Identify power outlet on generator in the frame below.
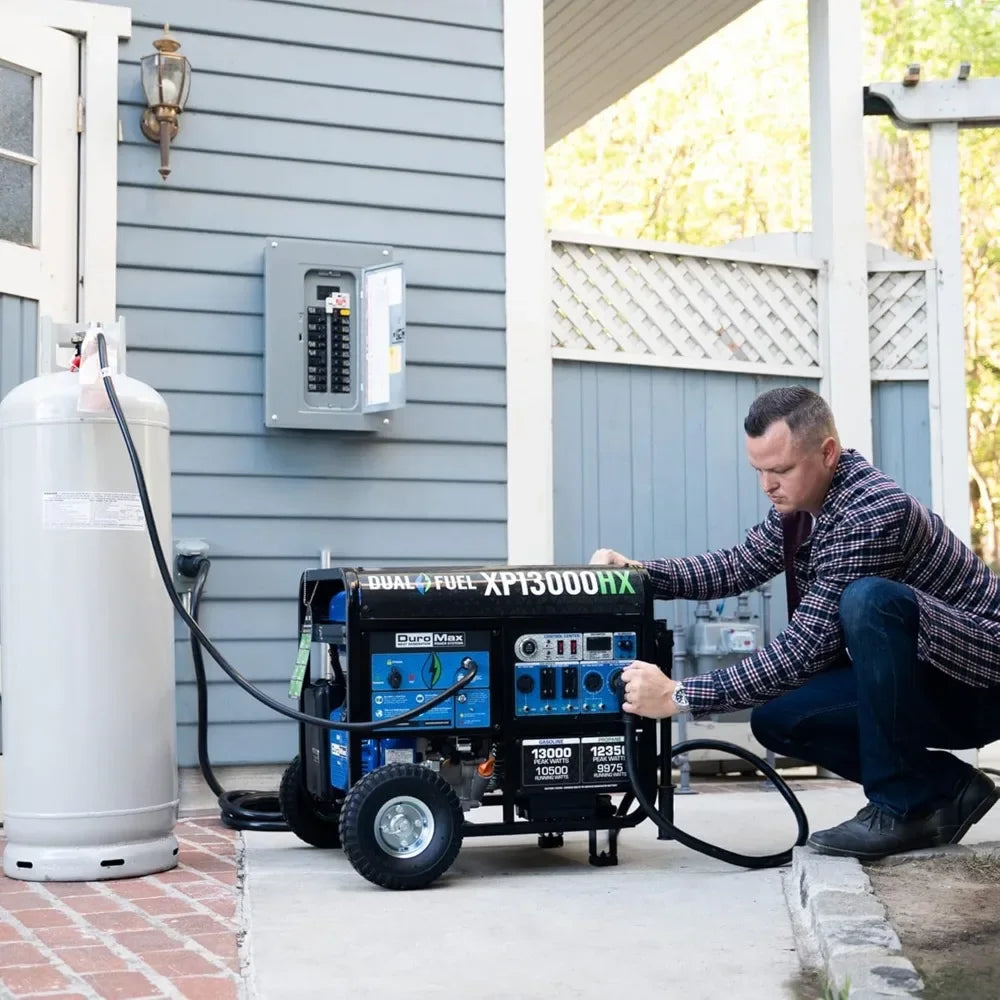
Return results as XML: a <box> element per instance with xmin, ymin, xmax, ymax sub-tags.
<box><xmin>263</xmin><ymin>238</ymin><xmax>406</xmax><ymax>432</ymax></box>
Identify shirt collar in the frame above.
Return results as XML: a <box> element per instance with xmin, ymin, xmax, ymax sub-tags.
<box><xmin>820</xmin><ymin>448</ymin><xmax>861</xmax><ymax>519</ymax></box>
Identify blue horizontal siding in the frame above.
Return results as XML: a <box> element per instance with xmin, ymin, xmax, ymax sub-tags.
<box><xmin>89</xmin><ymin>0</ymin><xmax>507</xmax><ymax>766</ymax></box>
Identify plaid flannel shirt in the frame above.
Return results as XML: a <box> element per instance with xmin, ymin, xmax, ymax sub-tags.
<box><xmin>643</xmin><ymin>449</ymin><xmax>1000</xmax><ymax>716</ymax></box>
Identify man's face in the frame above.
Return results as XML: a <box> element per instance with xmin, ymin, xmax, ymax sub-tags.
<box><xmin>745</xmin><ymin>419</ymin><xmax>838</xmax><ymax>514</ymax></box>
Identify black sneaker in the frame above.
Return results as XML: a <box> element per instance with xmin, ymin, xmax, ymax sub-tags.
<box><xmin>807</xmin><ymin>803</ymin><xmax>940</xmax><ymax>860</ymax></box>
<box><xmin>933</xmin><ymin>769</ymin><xmax>999</xmax><ymax>845</ymax></box>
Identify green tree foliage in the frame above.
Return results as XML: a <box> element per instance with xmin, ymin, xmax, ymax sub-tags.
<box><xmin>545</xmin><ymin>0</ymin><xmax>1000</xmax><ymax>563</ymax></box>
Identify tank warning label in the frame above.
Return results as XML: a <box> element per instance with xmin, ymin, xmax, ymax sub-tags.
<box><xmin>362</xmin><ymin>569</ymin><xmax>637</xmax><ymax>598</ymax></box>
<box><xmin>581</xmin><ymin>736</ymin><xmax>626</xmax><ymax>784</ymax></box>
<box><xmin>42</xmin><ymin>491</ymin><xmax>146</xmax><ymax>531</ymax></box>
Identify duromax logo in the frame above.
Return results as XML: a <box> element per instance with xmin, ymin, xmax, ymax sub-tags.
<box><xmin>395</xmin><ymin>632</ymin><xmax>466</xmax><ymax>649</ymax></box>
<box><xmin>414</xmin><ymin>573</ymin><xmax>433</xmax><ymax>594</ymax></box>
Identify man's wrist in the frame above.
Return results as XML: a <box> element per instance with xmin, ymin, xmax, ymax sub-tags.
<box><xmin>675</xmin><ymin>674</ymin><xmax>715</xmax><ymax>715</ymax></box>
<box><xmin>671</xmin><ymin>681</ymin><xmax>692</xmax><ymax>713</ymax></box>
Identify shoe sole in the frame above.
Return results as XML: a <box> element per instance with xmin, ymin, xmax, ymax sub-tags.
<box><xmin>947</xmin><ymin>784</ymin><xmax>1000</xmax><ymax>845</ymax></box>
<box><xmin>806</xmin><ymin>838</ymin><xmax>899</xmax><ymax>861</ymax></box>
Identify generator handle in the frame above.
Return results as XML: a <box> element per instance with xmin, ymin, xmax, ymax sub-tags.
<box><xmin>654</xmin><ymin>619</ymin><xmax>673</xmax><ymax>677</ymax></box>
<box><xmin>653</xmin><ymin>619</ymin><xmax>675</xmax><ymax>837</ymax></box>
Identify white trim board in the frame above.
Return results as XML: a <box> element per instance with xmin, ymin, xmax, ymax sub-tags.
<box><xmin>551</xmin><ymin>349</ymin><xmax>823</xmax><ymax>381</ymax></box>
<box><xmin>12</xmin><ymin>0</ymin><xmax>131</xmax><ymax>37</ymax></box>
<box><xmin>6</xmin><ymin>0</ymin><xmax>131</xmax><ymax>324</ymax></box>
<box><xmin>870</xmin><ymin>368</ymin><xmax>930</xmax><ymax>382</ymax></box>
<box><xmin>503</xmin><ymin>0</ymin><xmax>553</xmax><ymax>564</ymax></box>
<box><xmin>549</xmin><ymin>229</ymin><xmax>823</xmax><ymax>272</ymax></box>
<box><xmin>868</xmin><ymin>260</ymin><xmax>934</xmax><ymax>273</ymax></box>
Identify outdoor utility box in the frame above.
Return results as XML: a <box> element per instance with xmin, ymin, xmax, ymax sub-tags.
<box><xmin>263</xmin><ymin>238</ymin><xmax>406</xmax><ymax>432</ymax></box>
<box><xmin>683</xmin><ymin>603</ymin><xmax>762</xmax><ymax>725</ymax></box>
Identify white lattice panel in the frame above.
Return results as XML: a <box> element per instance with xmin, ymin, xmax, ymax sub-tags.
<box><xmin>868</xmin><ymin>269</ymin><xmax>930</xmax><ymax>372</ymax></box>
<box><xmin>551</xmin><ymin>241</ymin><xmax>821</xmax><ymax>370</ymax></box>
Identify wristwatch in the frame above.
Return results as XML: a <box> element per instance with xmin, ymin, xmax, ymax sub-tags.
<box><xmin>672</xmin><ymin>682</ymin><xmax>691</xmax><ymax>713</ymax></box>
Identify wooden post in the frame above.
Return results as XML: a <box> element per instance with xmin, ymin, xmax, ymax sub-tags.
<box><xmin>929</xmin><ymin>122</ymin><xmax>971</xmax><ymax>545</ymax></box>
<box><xmin>807</xmin><ymin>0</ymin><xmax>873</xmax><ymax>456</ymax></box>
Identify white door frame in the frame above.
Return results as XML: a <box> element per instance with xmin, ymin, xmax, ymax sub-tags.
<box><xmin>0</xmin><ymin>18</ymin><xmax>78</xmax><ymax>321</ymax></box>
<box><xmin>1</xmin><ymin>0</ymin><xmax>131</xmax><ymax>324</ymax></box>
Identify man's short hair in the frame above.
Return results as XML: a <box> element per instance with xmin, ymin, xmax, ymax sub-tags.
<box><xmin>744</xmin><ymin>386</ymin><xmax>837</xmax><ymax>445</ymax></box>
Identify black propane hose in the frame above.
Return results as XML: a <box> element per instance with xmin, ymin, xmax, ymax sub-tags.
<box><xmin>96</xmin><ymin>331</ymin><xmax>477</xmax><ymax>732</ymax></box>
<box><xmin>622</xmin><ymin>713</ymin><xmax>810</xmax><ymax>869</ymax></box>
<box><xmin>189</xmin><ymin>559</ymin><xmax>289</xmax><ymax>832</ymax></box>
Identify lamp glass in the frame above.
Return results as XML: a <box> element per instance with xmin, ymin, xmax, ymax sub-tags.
<box><xmin>140</xmin><ymin>52</ymin><xmax>190</xmax><ymax>108</ymax></box>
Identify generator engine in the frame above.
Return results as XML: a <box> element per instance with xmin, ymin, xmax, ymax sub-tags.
<box><xmin>281</xmin><ymin>564</ymin><xmax>672</xmax><ymax>889</ymax></box>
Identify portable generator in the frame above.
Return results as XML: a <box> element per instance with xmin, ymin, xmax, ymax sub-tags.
<box><xmin>83</xmin><ymin>328</ymin><xmax>807</xmax><ymax>895</ymax></box>
<box><xmin>278</xmin><ymin>564</ymin><xmax>809</xmax><ymax>890</ymax></box>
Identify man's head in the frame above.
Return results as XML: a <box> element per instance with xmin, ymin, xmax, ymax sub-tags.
<box><xmin>744</xmin><ymin>387</ymin><xmax>841</xmax><ymax>514</ymax></box>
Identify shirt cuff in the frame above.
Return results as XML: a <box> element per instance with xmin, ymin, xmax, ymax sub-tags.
<box><xmin>679</xmin><ymin>672</ymin><xmax>723</xmax><ymax>716</ymax></box>
<box><xmin>639</xmin><ymin>558</ymin><xmax>675</xmax><ymax>600</ymax></box>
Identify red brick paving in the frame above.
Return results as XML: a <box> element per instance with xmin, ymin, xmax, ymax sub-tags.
<box><xmin>0</xmin><ymin>817</ymin><xmax>245</xmax><ymax>999</ymax></box>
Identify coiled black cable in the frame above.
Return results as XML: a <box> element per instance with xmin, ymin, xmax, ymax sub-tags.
<box><xmin>623</xmin><ymin>715</ymin><xmax>810</xmax><ymax>869</ymax></box>
<box><xmin>96</xmin><ymin>330</ymin><xmax>476</xmax><ymax>732</ymax></box>
<box><xmin>188</xmin><ymin>559</ymin><xmax>288</xmax><ymax>832</ymax></box>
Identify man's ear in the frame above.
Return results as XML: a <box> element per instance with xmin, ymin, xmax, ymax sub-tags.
<box><xmin>821</xmin><ymin>436</ymin><xmax>839</xmax><ymax>469</ymax></box>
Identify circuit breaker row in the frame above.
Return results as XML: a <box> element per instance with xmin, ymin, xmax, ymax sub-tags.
<box><xmin>306</xmin><ymin>304</ymin><xmax>351</xmax><ymax>396</ymax></box>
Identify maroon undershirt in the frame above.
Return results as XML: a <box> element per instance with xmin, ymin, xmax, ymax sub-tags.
<box><xmin>782</xmin><ymin>510</ymin><xmax>814</xmax><ymax>616</ymax></box>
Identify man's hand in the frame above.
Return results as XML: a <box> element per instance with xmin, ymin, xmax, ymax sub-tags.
<box><xmin>590</xmin><ymin>548</ymin><xmax>642</xmax><ymax>567</ymax></box>
<box><xmin>620</xmin><ymin>661</ymin><xmax>684</xmax><ymax>718</ymax></box>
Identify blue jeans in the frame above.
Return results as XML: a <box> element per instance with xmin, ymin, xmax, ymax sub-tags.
<box><xmin>750</xmin><ymin>577</ymin><xmax>1000</xmax><ymax>819</ymax></box>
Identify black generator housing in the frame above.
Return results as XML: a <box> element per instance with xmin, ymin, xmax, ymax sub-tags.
<box><xmin>278</xmin><ymin>564</ymin><xmax>675</xmax><ymax>890</ymax></box>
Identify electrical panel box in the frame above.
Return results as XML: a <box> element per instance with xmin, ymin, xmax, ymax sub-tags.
<box><xmin>263</xmin><ymin>238</ymin><xmax>406</xmax><ymax>432</ymax></box>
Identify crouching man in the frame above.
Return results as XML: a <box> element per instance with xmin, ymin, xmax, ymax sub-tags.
<box><xmin>593</xmin><ymin>386</ymin><xmax>1000</xmax><ymax>860</ymax></box>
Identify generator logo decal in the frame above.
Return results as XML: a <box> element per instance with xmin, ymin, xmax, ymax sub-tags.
<box><xmin>481</xmin><ymin>569</ymin><xmax>635</xmax><ymax>598</ymax></box>
<box><xmin>422</xmin><ymin>653</ymin><xmax>443</xmax><ymax>688</ymax></box>
<box><xmin>394</xmin><ymin>632</ymin><xmax>466</xmax><ymax>650</ymax></box>
<box><xmin>365</xmin><ymin>569</ymin><xmax>637</xmax><ymax>598</ymax></box>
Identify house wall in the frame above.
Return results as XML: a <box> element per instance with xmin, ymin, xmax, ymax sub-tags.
<box><xmin>92</xmin><ymin>0</ymin><xmax>507</xmax><ymax>765</ymax></box>
<box><xmin>552</xmin><ymin>362</ymin><xmax>933</xmax><ymax>640</ymax></box>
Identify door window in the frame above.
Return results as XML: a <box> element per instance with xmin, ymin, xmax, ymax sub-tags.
<box><xmin>0</xmin><ymin>64</ymin><xmax>37</xmax><ymax>246</ymax></box>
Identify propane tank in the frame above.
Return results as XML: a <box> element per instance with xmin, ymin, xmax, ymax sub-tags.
<box><xmin>0</xmin><ymin>326</ymin><xmax>178</xmax><ymax>880</ymax></box>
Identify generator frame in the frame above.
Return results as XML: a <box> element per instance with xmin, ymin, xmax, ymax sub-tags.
<box><xmin>281</xmin><ymin>566</ymin><xmax>678</xmax><ymax>885</ymax></box>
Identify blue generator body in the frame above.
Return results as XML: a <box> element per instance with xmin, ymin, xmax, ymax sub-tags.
<box><xmin>281</xmin><ymin>565</ymin><xmax>675</xmax><ymax>890</ymax></box>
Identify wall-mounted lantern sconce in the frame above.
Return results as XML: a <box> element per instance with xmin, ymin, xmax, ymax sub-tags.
<box><xmin>139</xmin><ymin>24</ymin><xmax>191</xmax><ymax>180</ymax></box>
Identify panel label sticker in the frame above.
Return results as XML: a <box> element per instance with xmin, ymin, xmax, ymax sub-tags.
<box><xmin>521</xmin><ymin>737</ymin><xmax>581</xmax><ymax>789</ymax></box>
<box><xmin>581</xmin><ymin>736</ymin><xmax>626</xmax><ymax>784</ymax></box>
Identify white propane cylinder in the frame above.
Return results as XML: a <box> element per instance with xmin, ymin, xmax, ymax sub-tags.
<box><xmin>0</xmin><ymin>366</ymin><xmax>179</xmax><ymax>881</ymax></box>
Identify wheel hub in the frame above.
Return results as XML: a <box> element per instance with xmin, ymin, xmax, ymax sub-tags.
<box><xmin>374</xmin><ymin>796</ymin><xmax>435</xmax><ymax>858</ymax></box>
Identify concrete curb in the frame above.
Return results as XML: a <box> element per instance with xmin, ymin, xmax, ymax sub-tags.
<box><xmin>785</xmin><ymin>846</ymin><xmax>926</xmax><ymax>999</ymax></box>
<box><xmin>235</xmin><ymin>834</ymin><xmax>259</xmax><ymax>1000</ymax></box>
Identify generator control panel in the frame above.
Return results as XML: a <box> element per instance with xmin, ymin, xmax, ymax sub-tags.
<box><xmin>513</xmin><ymin>631</ymin><xmax>637</xmax><ymax>717</ymax></box>
<box><xmin>368</xmin><ymin>630</ymin><xmax>492</xmax><ymax>731</ymax></box>
<box><xmin>263</xmin><ymin>238</ymin><xmax>406</xmax><ymax>432</ymax></box>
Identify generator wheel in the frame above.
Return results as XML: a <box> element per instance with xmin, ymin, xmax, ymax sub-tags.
<box><xmin>278</xmin><ymin>756</ymin><xmax>344</xmax><ymax>849</ymax></box>
<box><xmin>339</xmin><ymin>763</ymin><xmax>463</xmax><ymax>890</ymax></box>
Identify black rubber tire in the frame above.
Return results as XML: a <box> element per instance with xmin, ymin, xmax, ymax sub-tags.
<box><xmin>339</xmin><ymin>763</ymin><xmax>464</xmax><ymax>890</ymax></box>
<box><xmin>278</xmin><ymin>756</ymin><xmax>344</xmax><ymax>849</ymax></box>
